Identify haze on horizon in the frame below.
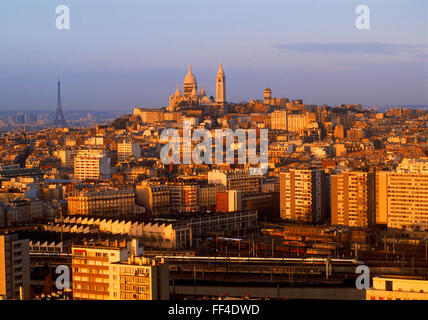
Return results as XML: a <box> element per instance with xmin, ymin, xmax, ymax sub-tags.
<box><xmin>0</xmin><ymin>0</ymin><xmax>427</xmax><ymax>111</ymax></box>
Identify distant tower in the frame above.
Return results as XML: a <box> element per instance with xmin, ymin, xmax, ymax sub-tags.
<box><xmin>55</xmin><ymin>81</ymin><xmax>67</xmax><ymax>127</ymax></box>
<box><xmin>216</xmin><ymin>63</ymin><xmax>226</xmax><ymax>105</ymax></box>
<box><xmin>264</xmin><ymin>87</ymin><xmax>272</xmax><ymax>105</ymax></box>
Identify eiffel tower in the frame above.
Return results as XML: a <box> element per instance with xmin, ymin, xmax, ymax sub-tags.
<box><xmin>54</xmin><ymin>80</ymin><xmax>67</xmax><ymax>127</ymax></box>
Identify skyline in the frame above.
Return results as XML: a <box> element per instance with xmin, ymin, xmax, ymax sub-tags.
<box><xmin>0</xmin><ymin>0</ymin><xmax>427</xmax><ymax>110</ymax></box>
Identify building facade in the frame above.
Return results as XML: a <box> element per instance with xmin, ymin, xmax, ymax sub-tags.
<box><xmin>0</xmin><ymin>234</ymin><xmax>30</xmax><ymax>300</ymax></box>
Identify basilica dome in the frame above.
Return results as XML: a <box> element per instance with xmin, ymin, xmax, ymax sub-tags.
<box><xmin>184</xmin><ymin>64</ymin><xmax>197</xmax><ymax>86</ymax></box>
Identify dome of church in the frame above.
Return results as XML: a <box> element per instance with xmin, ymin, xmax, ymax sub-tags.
<box><xmin>184</xmin><ymin>64</ymin><xmax>197</xmax><ymax>85</ymax></box>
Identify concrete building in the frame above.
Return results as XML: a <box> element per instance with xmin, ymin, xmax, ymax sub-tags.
<box><xmin>0</xmin><ymin>234</ymin><xmax>30</xmax><ymax>300</ymax></box>
<box><xmin>280</xmin><ymin>169</ymin><xmax>327</xmax><ymax>223</ymax></box>
<box><xmin>331</xmin><ymin>171</ymin><xmax>376</xmax><ymax>227</ymax></box>
<box><xmin>62</xmin><ymin>216</ymin><xmax>192</xmax><ymax>249</ymax></box>
<box><xmin>117</xmin><ymin>141</ymin><xmax>140</xmax><ymax>162</ymax></box>
<box><xmin>74</xmin><ymin>149</ymin><xmax>111</xmax><ymax>181</ymax></box>
<box><xmin>168</xmin><ymin>180</ymin><xmax>200</xmax><ymax>213</ymax></box>
<box><xmin>111</xmin><ymin>256</ymin><xmax>169</xmax><ymax>300</ymax></box>
<box><xmin>367</xmin><ymin>277</ymin><xmax>428</xmax><ymax>300</ymax></box>
<box><xmin>72</xmin><ymin>239</ymin><xmax>142</xmax><ymax>300</ymax></box>
<box><xmin>376</xmin><ymin>170</ymin><xmax>428</xmax><ymax>231</ymax></box>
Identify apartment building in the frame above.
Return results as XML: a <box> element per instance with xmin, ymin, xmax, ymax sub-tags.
<box><xmin>198</xmin><ymin>183</ymin><xmax>226</xmax><ymax>211</ymax></box>
<box><xmin>67</xmin><ymin>188</ymin><xmax>135</xmax><ymax>217</ymax></box>
<box><xmin>0</xmin><ymin>234</ymin><xmax>30</xmax><ymax>300</ymax></box>
<box><xmin>0</xmin><ymin>197</ymin><xmax>43</xmax><ymax>227</ymax></box>
<box><xmin>208</xmin><ymin>170</ymin><xmax>261</xmax><ymax>194</ymax></box>
<box><xmin>74</xmin><ymin>149</ymin><xmax>111</xmax><ymax>181</ymax></box>
<box><xmin>168</xmin><ymin>180</ymin><xmax>200</xmax><ymax>213</ymax></box>
<box><xmin>331</xmin><ymin>171</ymin><xmax>375</xmax><ymax>227</ymax></box>
<box><xmin>117</xmin><ymin>141</ymin><xmax>141</xmax><ymax>162</ymax></box>
<box><xmin>270</xmin><ymin>110</ymin><xmax>287</xmax><ymax>130</ymax></box>
<box><xmin>280</xmin><ymin>169</ymin><xmax>327</xmax><ymax>223</ymax></box>
<box><xmin>72</xmin><ymin>240</ymin><xmax>169</xmax><ymax>300</ymax></box>
<box><xmin>111</xmin><ymin>256</ymin><xmax>169</xmax><ymax>300</ymax></box>
<box><xmin>376</xmin><ymin>170</ymin><xmax>428</xmax><ymax>231</ymax></box>
<box><xmin>136</xmin><ymin>183</ymin><xmax>170</xmax><ymax>216</ymax></box>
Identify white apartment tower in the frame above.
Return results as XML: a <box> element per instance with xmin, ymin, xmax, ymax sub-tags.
<box><xmin>74</xmin><ymin>149</ymin><xmax>112</xmax><ymax>181</ymax></box>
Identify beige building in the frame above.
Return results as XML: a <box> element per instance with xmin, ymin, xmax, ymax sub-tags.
<box><xmin>72</xmin><ymin>240</ymin><xmax>169</xmax><ymax>300</ymax></box>
<box><xmin>367</xmin><ymin>277</ymin><xmax>428</xmax><ymax>300</ymax></box>
<box><xmin>331</xmin><ymin>171</ymin><xmax>376</xmax><ymax>227</ymax></box>
<box><xmin>0</xmin><ymin>234</ymin><xmax>30</xmax><ymax>300</ymax></box>
<box><xmin>112</xmin><ymin>256</ymin><xmax>169</xmax><ymax>300</ymax></box>
<box><xmin>74</xmin><ymin>149</ymin><xmax>111</xmax><ymax>181</ymax></box>
<box><xmin>280</xmin><ymin>169</ymin><xmax>327</xmax><ymax>223</ymax></box>
<box><xmin>270</xmin><ymin>110</ymin><xmax>287</xmax><ymax>130</ymax></box>
<box><xmin>376</xmin><ymin>169</ymin><xmax>428</xmax><ymax>231</ymax></box>
<box><xmin>117</xmin><ymin>141</ymin><xmax>140</xmax><ymax>162</ymax></box>
<box><xmin>67</xmin><ymin>188</ymin><xmax>135</xmax><ymax>217</ymax></box>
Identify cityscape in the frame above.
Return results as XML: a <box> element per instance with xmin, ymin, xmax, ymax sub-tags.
<box><xmin>0</xmin><ymin>0</ymin><xmax>428</xmax><ymax>310</ymax></box>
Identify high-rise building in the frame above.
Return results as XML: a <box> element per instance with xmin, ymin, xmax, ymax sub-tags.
<box><xmin>117</xmin><ymin>141</ymin><xmax>141</xmax><ymax>162</ymax></box>
<box><xmin>280</xmin><ymin>169</ymin><xmax>327</xmax><ymax>223</ymax></box>
<box><xmin>331</xmin><ymin>171</ymin><xmax>376</xmax><ymax>227</ymax></box>
<box><xmin>376</xmin><ymin>161</ymin><xmax>428</xmax><ymax>231</ymax></box>
<box><xmin>72</xmin><ymin>239</ymin><xmax>142</xmax><ymax>300</ymax></box>
<box><xmin>0</xmin><ymin>234</ymin><xmax>30</xmax><ymax>300</ymax></box>
<box><xmin>74</xmin><ymin>149</ymin><xmax>111</xmax><ymax>181</ymax></box>
<box><xmin>72</xmin><ymin>240</ymin><xmax>168</xmax><ymax>300</ymax></box>
<box><xmin>112</xmin><ymin>256</ymin><xmax>169</xmax><ymax>300</ymax></box>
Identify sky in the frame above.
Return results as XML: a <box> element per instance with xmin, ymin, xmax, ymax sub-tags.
<box><xmin>0</xmin><ymin>0</ymin><xmax>427</xmax><ymax>111</ymax></box>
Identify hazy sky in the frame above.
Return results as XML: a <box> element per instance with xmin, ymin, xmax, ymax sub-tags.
<box><xmin>0</xmin><ymin>0</ymin><xmax>427</xmax><ymax>111</ymax></box>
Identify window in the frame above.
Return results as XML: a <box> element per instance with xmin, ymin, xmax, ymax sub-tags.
<box><xmin>385</xmin><ymin>281</ymin><xmax>393</xmax><ymax>291</ymax></box>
